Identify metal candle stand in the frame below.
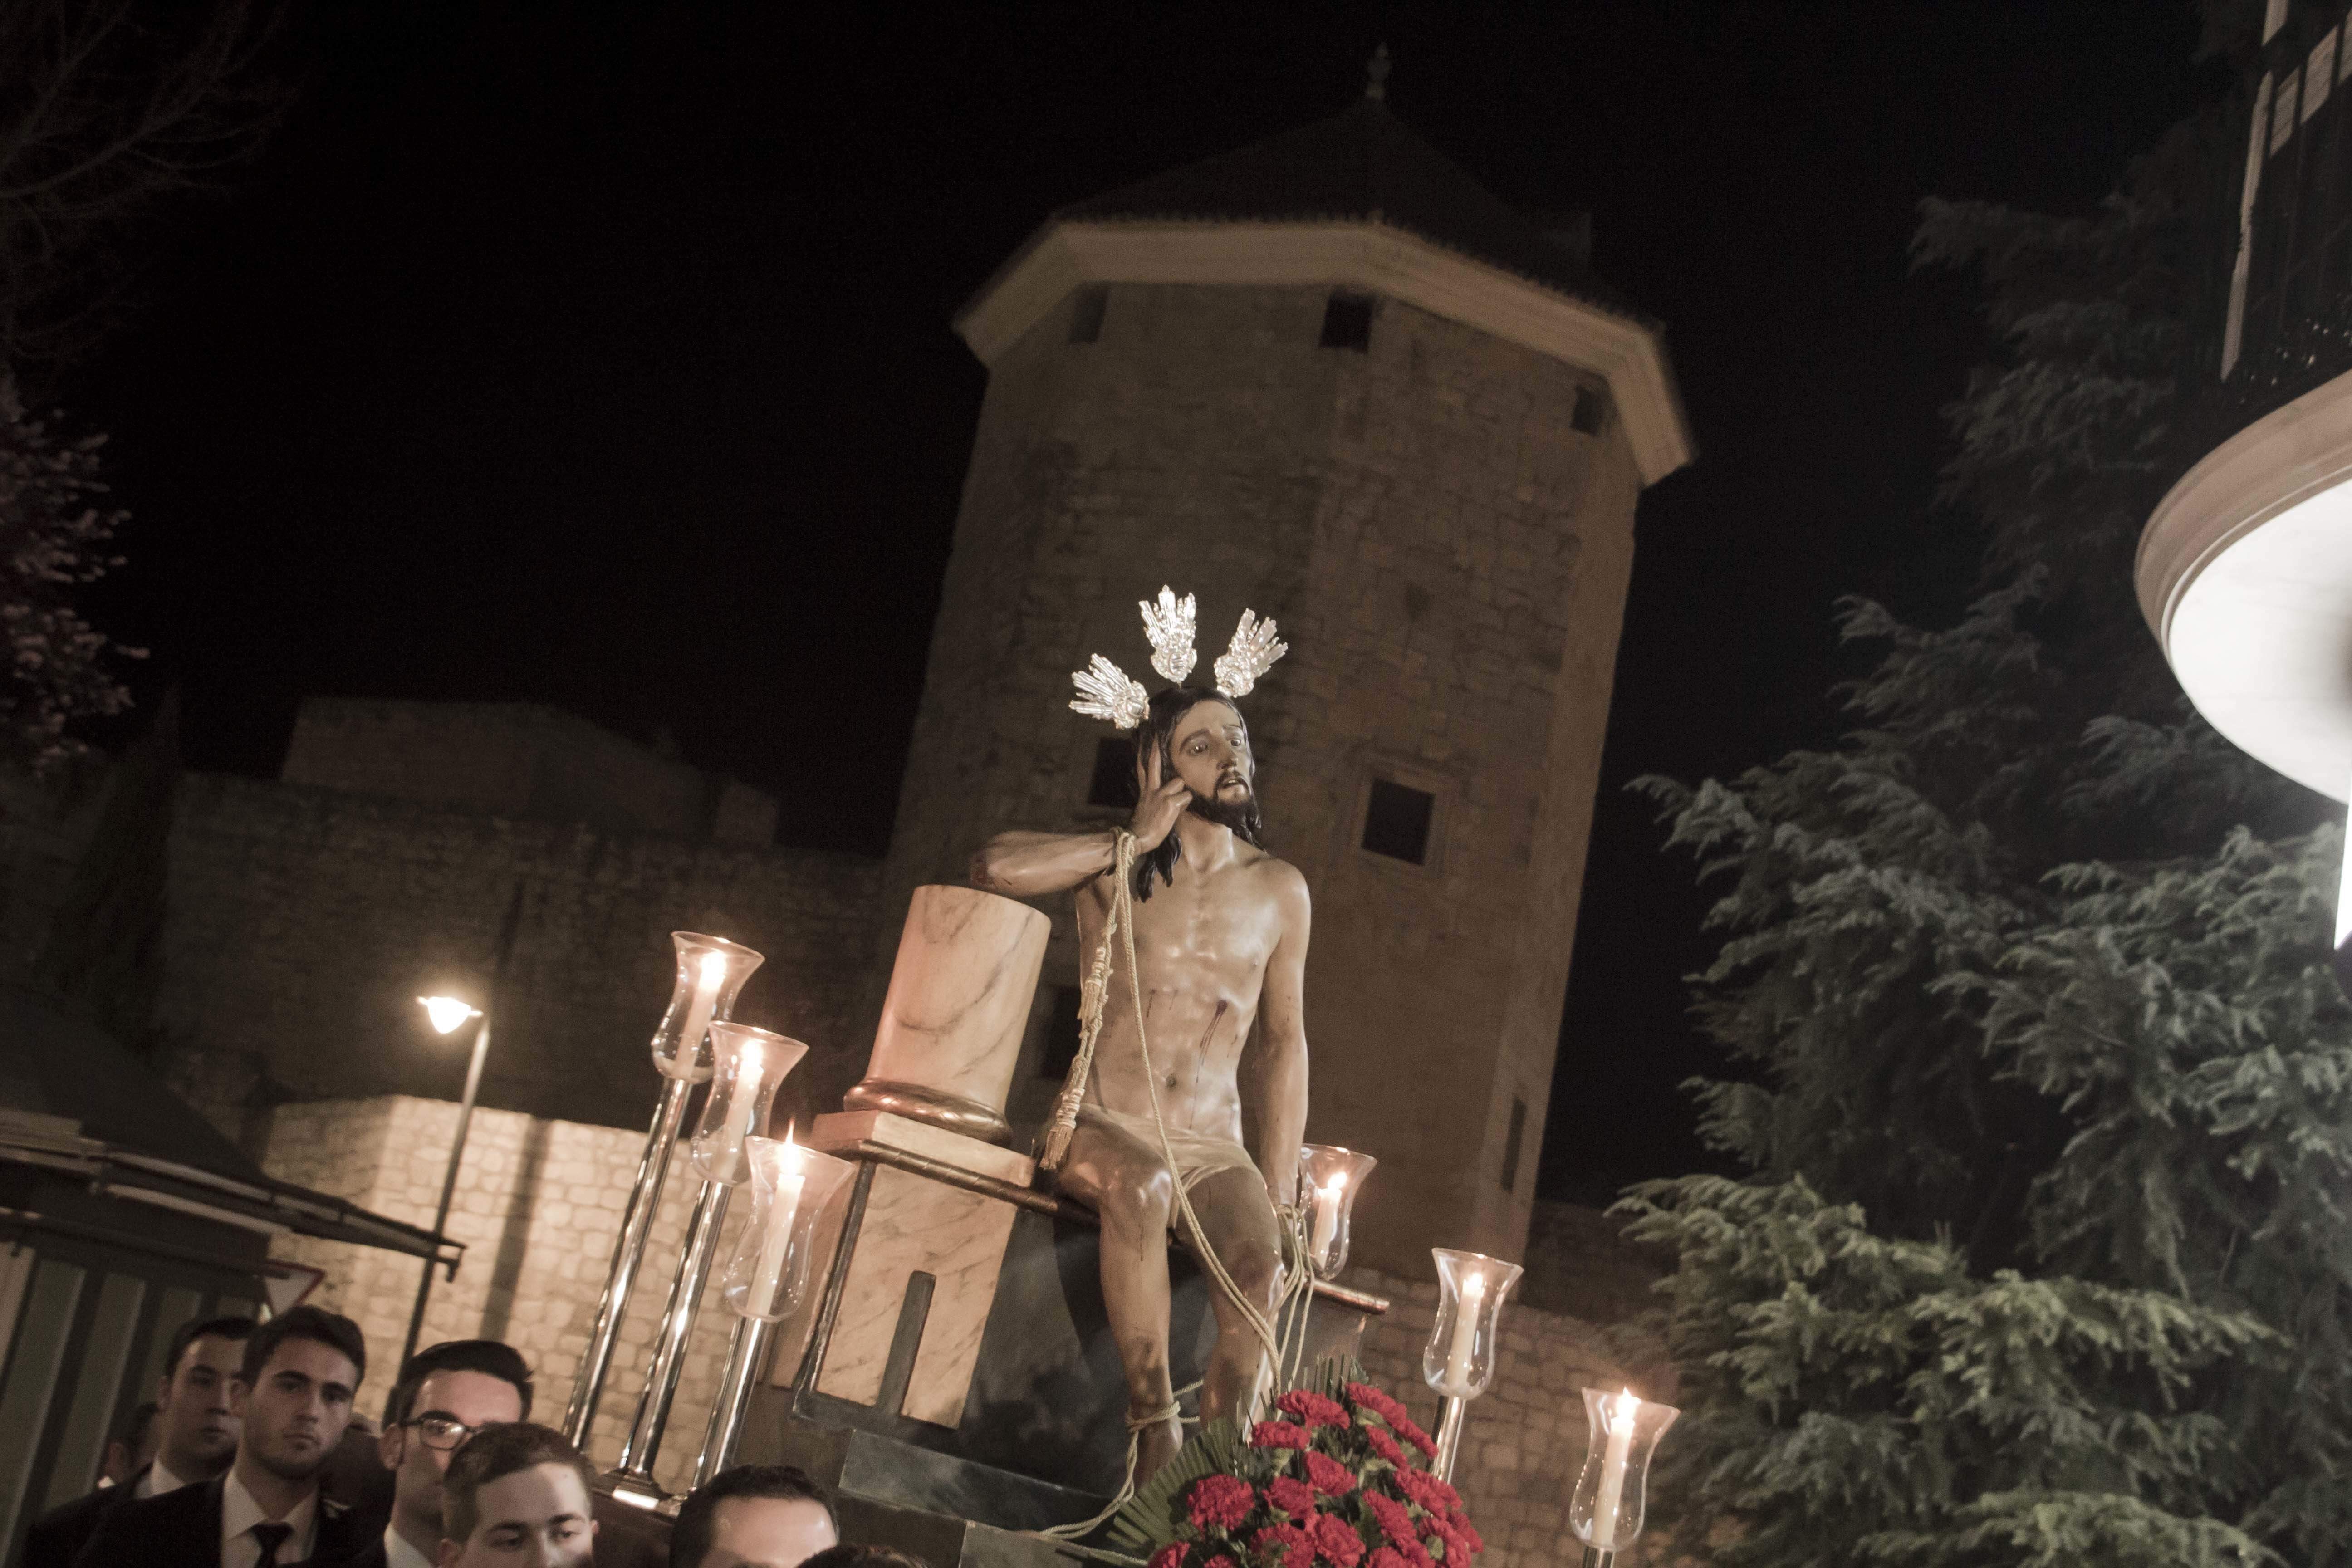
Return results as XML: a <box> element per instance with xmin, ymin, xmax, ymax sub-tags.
<box><xmin>564</xmin><ymin>1073</ymin><xmax>695</xmax><ymax>1449</ymax></box>
<box><xmin>561</xmin><ymin>934</ymin><xmax>766</xmax><ymax>1477</ymax></box>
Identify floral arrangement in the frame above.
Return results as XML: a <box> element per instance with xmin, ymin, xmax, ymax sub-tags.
<box><xmin>1106</xmin><ymin>1361</ymin><xmax>1484</xmax><ymax>1568</ymax></box>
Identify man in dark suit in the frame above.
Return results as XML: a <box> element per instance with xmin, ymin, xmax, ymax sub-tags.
<box><xmin>344</xmin><ymin>1341</ymin><xmax>532</xmax><ymax>1568</ymax></box>
<box><xmin>74</xmin><ymin>1305</ymin><xmax>381</xmax><ymax>1568</ymax></box>
<box><xmin>24</xmin><ymin>1315</ymin><xmax>254</xmax><ymax>1568</ymax></box>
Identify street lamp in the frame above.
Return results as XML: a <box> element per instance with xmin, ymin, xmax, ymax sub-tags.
<box><xmin>403</xmin><ymin>993</ymin><xmax>489</xmax><ymax>1366</ymax></box>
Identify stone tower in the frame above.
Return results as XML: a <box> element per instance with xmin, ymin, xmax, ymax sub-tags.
<box><xmin>873</xmin><ymin>80</ymin><xmax>1691</xmax><ymax>1275</ymax></box>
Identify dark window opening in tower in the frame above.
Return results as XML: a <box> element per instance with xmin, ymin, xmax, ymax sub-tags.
<box><xmin>1571</xmin><ymin>384</ymin><xmax>1612</xmax><ymax>436</ymax></box>
<box><xmin>1069</xmin><ymin>285</ymin><xmax>1109</xmax><ymax>344</ymax></box>
<box><xmin>1362</xmin><ymin>777</ymin><xmax>1434</xmax><ymax>862</ymax></box>
<box><xmin>1087</xmin><ymin>735</ymin><xmax>1137</xmax><ymax>807</ymax></box>
<box><xmin>1319</xmin><ymin>292</ymin><xmax>1374</xmax><ymax>351</ymax></box>
<box><xmin>1500</xmin><ymin>1096</ymin><xmax>1528</xmax><ymax>1191</ymax></box>
<box><xmin>1040</xmin><ymin>985</ymin><xmax>1083</xmax><ymax>1078</ymax></box>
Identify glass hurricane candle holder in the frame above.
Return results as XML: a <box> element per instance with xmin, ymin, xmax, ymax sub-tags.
<box><xmin>720</xmin><ymin>1134</ymin><xmax>857</xmax><ymax>1322</ymax></box>
<box><xmin>650</xmin><ymin>933</ymin><xmax>765</xmax><ymax>1081</ymax></box>
<box><xmin>1422</xmin><ymin>1247</ymin><xmax>1524</xmax><ymax>1399</ymax></box>
<box><xmin>690</xmin><ymin>1023</ymin><xmax>806</xmax><ymax>1185</ymax></box>
<box><xmin>1569</xmin><ymin>1386</ymin><xmax>1679</xmax><ymax>1553</ymax></box>
<box><xmin>1297</xmin><ymin>1144</ymin><xmax>1377</xmax><ymax>1278</ymax></box>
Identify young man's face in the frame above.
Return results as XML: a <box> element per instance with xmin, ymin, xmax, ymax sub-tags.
<box><xmin>697</xmin><ymin>1494</ymin><xmax>838</xmax><ymax>1568</ymax></box>
<box><xmin>438</xmin><ymin>1461</ymin><xmax>597</xmax><ymax>1567</ymax></box>
<box><xmin>156</xmin><ymin>1334</ymin><xmax>244</xmax><ymax>1477</ymax></box>
<box><xmin>381</xmin><ymin>1371</ymin><xmax>527</xmax><ymax>1541</ymax></box>
<box><xmin>230</xmin><ymin>1338</ymin><xmax>357</xmax><ymax>1483</ymax></box>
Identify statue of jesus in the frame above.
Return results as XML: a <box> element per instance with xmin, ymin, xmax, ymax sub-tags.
<box><xmin>970</xmin><ymin>593</ymin><xmax>1308</xmax><ymax>1487</ymax></box>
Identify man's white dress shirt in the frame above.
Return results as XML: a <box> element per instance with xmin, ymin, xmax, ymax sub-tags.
<box><xmin>384</xmin><ymin>1524</ymin><xmax>436</xmax><ymax>1568</ymax></box>
<box><xmin>136</xmin><ymin>1456</ymin><xmax>192</xmax><ymax>1499</ymax></box>
<box><xmin>220</xmin><ymin>1466</ymin><xmax>318</xmax><ymax>1568</ymax></box>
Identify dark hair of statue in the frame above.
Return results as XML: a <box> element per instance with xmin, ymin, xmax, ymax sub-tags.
<box><xmin>1129</xmin><ymin>685</ymin><xmax>1263</xmax><ymax>903</ymax></box>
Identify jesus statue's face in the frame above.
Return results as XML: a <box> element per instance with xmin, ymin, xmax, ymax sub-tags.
<box><xmin>1161</xmin><ymin>699</ymin><xmax>1254</xmax><ymax>813</ymax></box>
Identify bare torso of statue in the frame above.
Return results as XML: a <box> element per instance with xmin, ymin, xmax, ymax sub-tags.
<box><xmin>973</xmin><ymin>690</ymin><xmax>1310</xmax><ymax>1485</ymax></box>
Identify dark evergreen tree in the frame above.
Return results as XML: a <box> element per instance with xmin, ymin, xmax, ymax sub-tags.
<box><xmin>1622</xmin><ymin>14</ymin><xmax>2352</xmax><ymax>1563</ymax></box>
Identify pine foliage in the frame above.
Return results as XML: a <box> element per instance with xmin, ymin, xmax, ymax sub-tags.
<box><xmin>1631</xmin><ymin>25</ymin><xmax>2352</xmax><ymax>1565</ymax></box>
<box><xmin>0</xmin><ymin>375</ymin><xmax>139</xmax><ymax>768</ymax></box>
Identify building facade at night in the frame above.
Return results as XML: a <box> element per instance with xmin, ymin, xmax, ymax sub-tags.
<box><xmin>25</xmin><ymin>85</ymin><xmax>1686</xmax><ymax>1294</ymax></box>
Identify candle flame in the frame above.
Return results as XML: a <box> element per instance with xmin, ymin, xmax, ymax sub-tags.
<box><xmin>1611</xmin><ymin>1387</ymin><xmax>1639</xmax><ymax>1427</ymax></box>
<box><xmin>1325</xmin><ymin>1172</ymin><xmax>1348</xmax><ymax>1195</ymax></box>
<box><xmin>740</xmin><ymin>1039</ymin><xmax>764</xmax><ymax>1078</ymax></box>
<box><xmin>1462</xmin><ymin>1270</ymin><xmax>1487</xmax><ymax>1302</ymax></box>
<box><xmin>698</xmin><ymin>950</ymin><xmax>728</xmax><ymax>989</ymax></box>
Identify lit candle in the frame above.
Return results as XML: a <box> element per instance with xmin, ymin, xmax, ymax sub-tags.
<box><xmin>1310</xmin><ymin>1172</ymin><xmax>1347</xmax><ymax>1266</ymax></box>
<box><xmin>1442</xmin><ymin>1270</ymin><xmax>1486</xmax><ymax>1392</ymax></box>
<box><xmin>1591</xmin><ymin>1387</ymin><xmax>1637</xmax><ymax>1549</ymax></box>
<box><xmin>676</xmin><ymin>950</ymin><xmax>727</xmax><ymax>1075</ymax></box>
<box><xmin>749</xmin><ymin>1132</ymin><xmax>806</xmax><ymax>1316</ymax></box>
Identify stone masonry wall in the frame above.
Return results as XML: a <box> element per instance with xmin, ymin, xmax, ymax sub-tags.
<box><xmin>261</xmin><ymin>1095</ymin><xmax>759</xmax><ymax>1495</ymax></box>
<box><xmin>160</xmin><ymin>774</ymin><xmax>882</xmax><ymax>1141</ymax></box>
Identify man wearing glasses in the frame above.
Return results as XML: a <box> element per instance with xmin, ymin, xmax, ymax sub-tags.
<box><xmin>353</xmin><ymin>1340</ymin><xmax>534</xmax><ymax>1568</ymax></box>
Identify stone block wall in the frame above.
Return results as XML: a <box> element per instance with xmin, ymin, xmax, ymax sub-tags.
<box><xmin>160</xmin><ymin>774</ymin><xmax>882</xmax><ymax>1139</ymax></box>
<box><xmin>280</xmin><ymin>700</ymin><xmax>778</xmax><ymax>845</ymax></box>
<box><xmin>261</xmin><ymin>1095</ymin><xmax>760</xmax><ymax>1494</ymax></box>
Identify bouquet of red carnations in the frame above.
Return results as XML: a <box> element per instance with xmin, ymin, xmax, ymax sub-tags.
<box><xmin>1105</xmin><ymin>1361</ymin><xmax>1485</xmax><ymax>1568</ymax></box>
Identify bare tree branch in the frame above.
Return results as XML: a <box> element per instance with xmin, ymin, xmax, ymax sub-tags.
<box><xmin>0</xmin><ymin>0</ymin><xmax>287</xmax><ymax>369</ymax></box>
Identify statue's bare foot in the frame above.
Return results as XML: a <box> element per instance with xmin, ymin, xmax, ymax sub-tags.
<box><xmin>1134</xmin><ymin>1411</ymin><xmax>1185</xmax><ymax>1489</ymax></box>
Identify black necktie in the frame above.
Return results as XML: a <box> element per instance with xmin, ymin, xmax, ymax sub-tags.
<box><xmin>251</xmin><ymin>1521</ymin><xmax>294</xmax><ymax>1568</ymax></box>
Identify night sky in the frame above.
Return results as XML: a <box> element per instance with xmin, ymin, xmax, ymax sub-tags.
<box><xmin>61</xmin><ymin>5</ymin><xmax>2219</xmax><ymax>1202</ymax></box>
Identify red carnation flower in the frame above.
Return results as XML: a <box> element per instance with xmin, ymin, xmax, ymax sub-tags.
<box><xmin>1363</xmin><ymin>1426</ymin><xmax>1406</xmax><ymax>1467</ymax></box>
<box><xmin>1303</xmin><ymin>1450</ymin><xmax>1356</xmax><ymax>1497</ymax></box>
<box><xmin>1186</xmin><ymin>1473</ymin><xmax>1256</xmax><ymax>1531</ymax></box>
<box><xmin>1204</xmin><ymin>1559</ymin><xmax>1239</xmax><ymax>1568</ymax></box>
<box><xmin>1448</xmin><ymin>1514</ymin><xmax>1483</xmax><ymax>1556</ymax></box>
<box><xmin>1147</xmin><ymin>1547</ymin><xmax>1189</xmax><ymax>1568</ymax></box>
<box><xmin>1251</xmin><ymin>1421</ymin><xmax>1314</xmax><ymax>1451</ymax></box>
<box><xmin>1345</xmin><ymin>1382</ymin><xmax>1410</xmax><ymax>1429</ymax></box>
<box><xmin>1311</xmin><ymin>1512</ymin><xmax>1367</xmax><ymax>1567</ymax></box>
<box><xmin>1252</xmin><ymin>1523</ymin><xmax>1314</xmax><ymax>1568</ymax></box>
<box><xmin>1364</xmin><ymin>1491</ymin><xmax>1416</xmax><ymax>1548</ymax></box>
<box><xmin>1426</xmin><ymin>1516</ymin><xmax>1479</xmax><ymax>1563</ymax></box>
<box><xmin>1266</xmin><ymin>1475</ymin><xmax>1317</xmax><ymax>1517</ymax></box>
<box><xmin>1390</xmin><ymin>1413</ymin><xmax>1437</xmax><ymax>1459</ymax></box>
<box><xmin>1277</xmin><ymin>1389</ymin><xmax>1352</xmax><ymax>1430</ymax></box>
<box><xmin>1393</xmin><ymin>1468</ymin><xmax>1461</xmax><ymax>1514</ymax></box>
<box><xmin>1366</xmin><ymin>1553</ymin><xmax>1411</xmax><ymax>1568</ymax></box>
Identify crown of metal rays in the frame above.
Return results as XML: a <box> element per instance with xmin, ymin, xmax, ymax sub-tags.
<box><xmin>1068</xmin><ymin>586</ymin><xmax>1288</xmax><ymax>731</ymax></box>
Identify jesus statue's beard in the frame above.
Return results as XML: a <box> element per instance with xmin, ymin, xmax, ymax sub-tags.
<box><xmin>1186</xmin><ymin>784</ymin><xmax>1262</xmax><ymax>843</ymax></box>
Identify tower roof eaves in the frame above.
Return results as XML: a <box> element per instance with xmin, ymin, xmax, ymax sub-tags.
<box><xmin>953</xmin><ymin>216</ymin><xmax>1695</xmax><ymax>486</ymax></box>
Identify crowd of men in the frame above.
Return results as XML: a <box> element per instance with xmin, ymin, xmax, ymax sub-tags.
<box><xmin>23</xmin><ymin>1306</ymin><xmax>926</xmax><ymax>1568</ymax></box>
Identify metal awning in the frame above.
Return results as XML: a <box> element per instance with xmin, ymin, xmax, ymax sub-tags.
<box><xmin>0</xmin><ymin>1120</ymin><xmax>462</xmax><ymax>1276</ymax></box>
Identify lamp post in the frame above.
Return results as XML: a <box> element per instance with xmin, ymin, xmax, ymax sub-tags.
<box><xmin>402</xmin><ymin>994</ymin><xmax>489</xmax><ymax>1367</ymax></box>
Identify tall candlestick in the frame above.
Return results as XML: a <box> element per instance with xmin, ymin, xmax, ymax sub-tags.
<box><xmin>1443</xmin><ymin>1270</ymin><xmax>1486</xmax><ymax>1391</ymax></box>
<box><xmin>1591</xmin><ymin>1387</ymin><xmax>1637</xmax><ymax>1549</ymax></box>
<box><xmin>1310</xmin><ymin>1172</ymin><xmax>1346</xmax><ymax>1264</ymax></box>
<box><xmin>747</xmin><ymin>1134</ymin><xmax>806</xmax><ymax>1316</ymax></box>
